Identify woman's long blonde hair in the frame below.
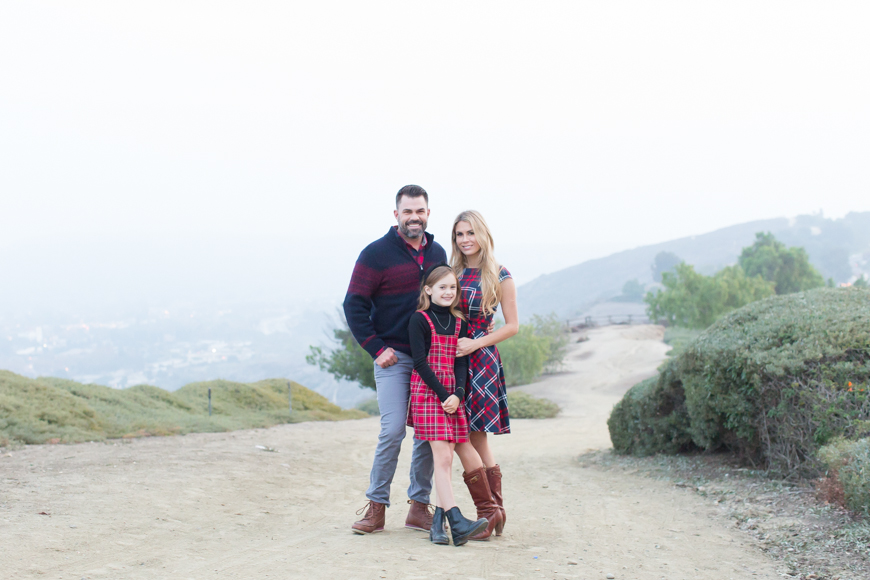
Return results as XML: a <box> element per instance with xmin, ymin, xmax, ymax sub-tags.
<box><xmin>450</xmin><ymin>210</ymin><xmax>502</xmax><ymax>316</ymax></box>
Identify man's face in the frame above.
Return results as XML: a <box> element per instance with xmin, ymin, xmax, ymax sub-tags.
<box><xmin>394</xmin><ymin>196</ymin><xmax>430</xmax><ymax>239</ymax></box>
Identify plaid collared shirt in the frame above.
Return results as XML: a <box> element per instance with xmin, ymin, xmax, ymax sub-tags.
<box><xmin>394</xmin><ymin>226</ymin><xmax>427</xmax><ymax>267</ymax></box>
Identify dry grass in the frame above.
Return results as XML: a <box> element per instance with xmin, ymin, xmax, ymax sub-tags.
<box><xmin>0</xmin><ymin>370</ymin><xmax>366</xmax><ymax>446</ymax></box>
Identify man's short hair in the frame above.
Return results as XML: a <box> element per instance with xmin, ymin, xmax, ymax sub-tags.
<box><xmin>395</xmin><ymin>185</ymin><xmax>429</xmax><ymax>208</ymax></box>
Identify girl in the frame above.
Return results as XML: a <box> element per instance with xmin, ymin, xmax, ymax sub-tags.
<box><xmin>407</xmin><ymin>264</ymin><xmax>502</xmax><ymax>545</ymax></box>
<box><xmin>451</xmin><ymin>210</ymin><xmax>518</xmax><ymax>536</ymax></box>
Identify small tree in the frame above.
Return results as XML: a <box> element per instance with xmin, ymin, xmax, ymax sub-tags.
<box><xmin>645</xmin><ymin>263</ymin><xmax>774</xmax><ymax>329</ymax></box>
<box><xmin>651</xmin><ymin>251</ymin><xmax>682</xmax><ymax>283</ymax></box>
<box><xmin>498</xmin><ymin>314</ymin><xmax>570</xmax><ymax>385</ymax></box>
<box><xmin>621</xmin><ymin>279</ymin><xmax>646</xmax><ymax>302</ymax></box>
<box><xmin>306</xmin><ymin>315</ymin><xmax>375</xmax><ymax>390</ymax></box>
<box><xmin>498</xmin><ymin>325</ymin><xmax>549</xmax><ymax>386</ymax></box>
<box><xmin>738</xmin><ymin>232</ymin><xmax>825</xmax><ymax>294</ymax></box>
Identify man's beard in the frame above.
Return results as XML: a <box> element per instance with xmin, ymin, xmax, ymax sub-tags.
<box><xmin>399</xmin><ymin>218</ymin><xmax>427</xmax><ymax>239</ymax></box>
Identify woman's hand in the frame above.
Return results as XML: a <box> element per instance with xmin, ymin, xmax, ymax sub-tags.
<box><xmin>456</xmin><ymin>337</ymin><xmax>478</xmax><ymax>357</ymax></box>
<box><xmin>442</xmin><ymin>395</ymin><xmax>460</xmax><ymax>414</ymax></box>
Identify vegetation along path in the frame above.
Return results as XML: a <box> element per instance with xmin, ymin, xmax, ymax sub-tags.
<box><xmin>1</xmin><ymin>325</ymin><xmax>784</xmax><ymax>579</ymax></box>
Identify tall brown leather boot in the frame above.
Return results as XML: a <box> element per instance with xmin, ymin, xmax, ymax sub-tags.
<box><xmin>486</xmin><ymin>464</ymin><xmax>506</xmax><ymax>535</ymax></box>
<box><xmin>462</xmin><ymin>466</ymin><xmax>503</xmax><ymax>540</ymax></box>
<box><xmin>351</xmin><ymin>500</ymin><xmax>385</xmax><ymax>534</ymax></box>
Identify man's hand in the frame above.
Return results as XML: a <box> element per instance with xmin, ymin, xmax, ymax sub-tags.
<box><xmin>487</xmin><ymin>321</ymin><xmax>496</xmax><ymax>334</ymax></box>
<box><xmin>456</xmin><ymin>337</ymin><xmax>479</xmax><ymax>357</ymax></box>
<box><xmin>442</xmin><ymin>394</ymin><xmax>460</xmax><ymax>414</ymax></box>
<box><xmin>374</xmin><ymin>347</ymin><xmax>398</xmax><ymax>369</ymax></box>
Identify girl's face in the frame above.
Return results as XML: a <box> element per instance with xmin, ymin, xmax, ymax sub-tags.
<box><xmin>425</xmin><ymin>273</ymin><xmax>458</xmax><ymax>308</ymax></box>
<box><xmin>454</xmin><ymin>220</ymin><xmax>481</xmax><ymax>256</ymax></box>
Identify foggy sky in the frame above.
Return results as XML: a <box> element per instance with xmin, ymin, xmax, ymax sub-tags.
<box><xmin>2</xmin><ymin>1</ymin><xmax>869</xmax><ymax>309</ymax></box>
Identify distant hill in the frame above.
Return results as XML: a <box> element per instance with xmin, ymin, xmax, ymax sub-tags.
<box><xmin>518</xmin><ymin>211</ymin><xmax>870</xmax><ymax>320</ymax></box>
<box><xmin>0</xmin><ymin>371</ymin><xmax>366</xmax><ymax>445</ymax></box>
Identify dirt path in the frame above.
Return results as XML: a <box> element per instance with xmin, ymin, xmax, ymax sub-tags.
<box><xmin>1</xmin><ymin>325</ymin><xmax>782</xmax><ymax>580</ymax></box>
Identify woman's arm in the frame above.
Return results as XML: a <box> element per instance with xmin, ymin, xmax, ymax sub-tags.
<box><xmin>456</xmin><ymin>278</ymin><xmax>519</xmax><ymax>356</ymax></box>
<box><xmin>453</xmin><ymin>320</ymin><xmax>469</xmax><ymax>400</ymax></box>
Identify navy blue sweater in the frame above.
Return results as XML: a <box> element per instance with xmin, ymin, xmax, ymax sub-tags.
<box><xmin>344</xmin><ymin>227</ymin><xmax>448</xmax><ymax>358</ymax></box>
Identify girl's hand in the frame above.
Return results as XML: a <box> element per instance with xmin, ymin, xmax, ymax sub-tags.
<box><xmin>442</xmin><ymin>395</ymin><xmax>460</xmax><ymax>414</ymax></box>
<box><xmin>456</xmin><ymin>337</ymin><xmax>478</xmax><ymax>357</ymax></box>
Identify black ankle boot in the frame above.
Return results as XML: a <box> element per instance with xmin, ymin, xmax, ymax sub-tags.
<box><xmin>445</xmin><ymin>506</ymin><xmax>488</xmax><ymax>546</ymax></box>
<box><xmin>429</xmin><ymin>507</ymin><xmax>449</xmax><ymax>545</ymax></box>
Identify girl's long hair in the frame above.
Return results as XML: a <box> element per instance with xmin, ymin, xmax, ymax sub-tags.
<box><xmin>450</xmin><ymin>210</ymin><xmax>501</xmax><ymax>316</ymax></box>
<box><xmin>417</xmin><ymin>265</ymin><xmax>465</xmax><ymax>320</ymax></box>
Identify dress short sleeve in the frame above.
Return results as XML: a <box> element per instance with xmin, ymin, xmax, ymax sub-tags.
<box><xmin>498</xmin><ymin>266</ymin><xmax>512</xmax><ymax>283</ymax></box>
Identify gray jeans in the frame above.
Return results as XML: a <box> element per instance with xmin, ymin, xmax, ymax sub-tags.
<box><xmin>366</xmin><ymin>351</ymin><xmax>433</xmax><ymax>507</ymax></box>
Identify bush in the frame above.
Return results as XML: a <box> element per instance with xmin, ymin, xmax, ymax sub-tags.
<box><xmin>739</xmin><ymin>232</ymin><xmax>825</xmax><ymax>294</ymax></box>
<box><xmin>499</xmin><ymin>314</ymin><xmax>570</xmax><ymax>386</ymax></box>
<box><xmin>611</xmin><ymin>287</ymin><xmax>870</xmax><ymax>477</ymax></box>
<box><xmin>356</xmin><ymin>397</ymin><xmax>380</xmax><ymax>416</ymax></box>
<box><xmin>306</xmin><ymin>313</ymin><xmax>376</xmax><ymax>390</ymax></box>
<box><xmin>607</xmin><ymin>359</ymin><xmax>695</xmax><ymax>456</ymax></box>
<box><xmin>645</xmin><ymin>263</ymin><xmax>775</xmax><ymax>329</ymax></box>
<box><xmin>499</xmin><ymin>325</ymin><xmax>548</xmax><ymax>386</ymax></box>
<box><xmin>677</xmin><ymin>288</ymin><xmax>870</xmax><ymax>476</ymax></box>
<box><xmin>819</xmin><ymin>437</ymin><xmax>870</xmax><ymax>516</ymax></box>
<box><xmin>506</xmin><ymin>391</ymin><xmax>560</xmax><ymax>419</ymax></box>
<box><xmin>530</xmin><ymin>314</ymin><xmax>571</xmax><ymax>372</ymax></box>
<box><xmin>662</xmin><ymin>327</ymin><xmax>703</xmax><ymax>357</ymax></box>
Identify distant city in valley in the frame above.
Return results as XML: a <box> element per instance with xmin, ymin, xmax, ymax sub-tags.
<box><xmin>0</xmin><ymin>302</ymin><xmax>370</xmax><ymax>408</ymax></box>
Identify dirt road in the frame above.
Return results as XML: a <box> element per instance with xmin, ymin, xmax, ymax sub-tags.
<box><xmin>1</xmin><ymin>325</ymin><xmax>782</xmax><ymax>579</ymax></box>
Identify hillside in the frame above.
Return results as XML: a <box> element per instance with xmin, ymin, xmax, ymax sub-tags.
<box><xmin>0</xmin><ymin>371</ymin><xmax>365</xmax><ymax>445</ymax></box>
<box><xmin>518</xmin><ymin>211</ymin><xmax>870</xmax><ymax>320</ymax></box>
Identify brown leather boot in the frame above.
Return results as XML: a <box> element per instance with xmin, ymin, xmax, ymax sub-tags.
<box><xmin>351</xmin><ymin>500</ymin><xmax>385</xmax><ymax>534</ymax></box>
<box><xmin>486</xmin><ymin>464</ymin><xmax>506</xmax><ymax>535</ymax></box>
<box><xmin>462</xmin><ymin>466</ymin><xmax>503</xmax><ymax>540</ymax></box>
<box><xmin>404</xmin><ymin>499</ymin><xmax>433</xmax><ymax>531</ymax></box>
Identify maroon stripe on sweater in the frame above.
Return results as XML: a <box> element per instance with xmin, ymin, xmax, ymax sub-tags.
<box><xmin>347</xmin><ymin>263</ymin><xmax>382</xmax><ymax>296</ymax></box>
<box><xmin>375</xmin><ymin>263</ymin><xmax>424</xmax><ymax>296</ymax></box>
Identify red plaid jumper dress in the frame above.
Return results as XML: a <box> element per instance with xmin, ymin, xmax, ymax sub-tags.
<box><xmin>406</xmin><ymin>312</ymin><xmax>470</xmax><ymax>443</ymax></box>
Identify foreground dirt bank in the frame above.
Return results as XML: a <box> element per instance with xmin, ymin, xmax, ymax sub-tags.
<box><xmin>1</xmin><ymin>326</ymin><xmax>782</xmax><ymax>579</ymax></box>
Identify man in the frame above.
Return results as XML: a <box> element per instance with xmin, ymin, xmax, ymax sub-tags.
<box><xmin>344</xmin><ymin>185</ymin><xmax>447</xmax><ymax>534</ymax></box>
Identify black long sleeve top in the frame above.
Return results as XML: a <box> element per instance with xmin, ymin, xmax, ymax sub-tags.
<box><xmin>408</xmin><ymin>303</ymin><xmax>469</xmax><ymax>403</ymax></box>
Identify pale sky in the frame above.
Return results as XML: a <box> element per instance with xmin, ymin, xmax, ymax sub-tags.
<box><xmin>2</xmin><ymin>1</ymin><xmax>869</xmax><ymax>304</ymax></box>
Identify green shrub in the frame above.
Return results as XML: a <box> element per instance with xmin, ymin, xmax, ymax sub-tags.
<box><xmin>662</xmin><ymin>327</ymin><xmax>703</xmax><ymax>357</ymax></box>
<box><xmin>506</xmin><ymin>391</ymin><xmax>560</xmax><ymax>419</ymax></box>
<box><xmin>499</xmin><ymin>325</ymin><xmax>549</xmax><ymax>386</ymax></box>
<box><xmin>0</xmin><ymin>371</ymin><xmax>365</xmax><ymax>445</ymax></box>
<box><xmin>739</xmin><ymin>232</ymin><xmax>825</xmax><ymax>295</ymax></box>
<box><xmin>819</xmin><ymin>437</ymin><xmax>870</xmax><ymax>516</ymax></box>
<box><xmin>356</xmin><ymin>397</ymin><xmax>380</xmax><ymax>416</ymax></box>
<box><xmin>613</xmin><ymin>287</ymin><xmax>870</xmax><ymax>475</ymax></box>
<box><xmin>306</xmin><ymin>314</ymin><xmax>376</xmax><ymax>390</ymax></box>
<box><xmin>530</xmin><ymin>314</ymin><xmax>571</xmax><ymax>372</ymax></box>
<box><xmin>607</xmin><ymin>359</ymin><xmax>695</xmax><ymax>456</ymax></box>
<box><xmin>677</xmin><ymin>288</ymin><xmax>870</xmax><ymax>476</ymax></box>
<box><xmin>645</xmin><ymin>263</ymin><xmax>775</xmax><ymax>329</ymax></box>
<box><xmin>499</xmin><ymin>314</ymin><xmax>570</xmax><ymax>386</ymax></box>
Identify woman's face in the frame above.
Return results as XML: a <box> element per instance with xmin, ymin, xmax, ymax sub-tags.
<box><xmin>454</xmin><ymin>221</ymin><xmax>481</xmax><ymax>257</ymax></box>
<box><xmin>426</xmin><ymin>273</ymin><xmax>458</xmax><ymax>308</ymax></box>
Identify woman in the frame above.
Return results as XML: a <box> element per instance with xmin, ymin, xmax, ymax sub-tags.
<box><xmin>451</xmin><ymin>210</ymin><xmax>518</xmax><ymax>538</ymax></box>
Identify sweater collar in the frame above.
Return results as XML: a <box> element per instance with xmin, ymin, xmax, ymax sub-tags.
<box><xmin>386</xmin><ymin>226</ymin><xmax>434</xmax><ymax>250</ymax></box>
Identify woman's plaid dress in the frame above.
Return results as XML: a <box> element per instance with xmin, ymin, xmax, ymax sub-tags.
<box><xmin>460</xmin><ymin>266</ymin><xmax>511</xmax><ymax>434</ymax></box>
<box><xmin>407</xmin><ymin>312</ymin><xmax>470</xmax><ymax>442</ymax></box>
